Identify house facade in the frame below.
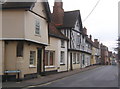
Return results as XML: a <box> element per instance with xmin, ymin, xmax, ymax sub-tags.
<box><xmin>85</xmin><ymin>35</ymin><xmax>93</xmax><ymax>67</ymax></box>
<box><xmin>93</xmin><ymin>39</ymin><xmax>101</xmax><ymax>65</ymax></box>
<box><xmin>52</xmin><ymin>1</ymin><xmax>94</xmax><ymax>70</ymax></box>
<box><xmin>45</xmin><ymin>22</ymin><xmax>68</xmax><ymax>74</ymax></box>
<box><xmin>100</xmin><ymin>44</ymin><xmax>109</xmax><ymax>65</ymax></box>
<box><xmin>1</xmin><ymin>1</ymin><xmax>51</xmax><ymax>81</ymax></box>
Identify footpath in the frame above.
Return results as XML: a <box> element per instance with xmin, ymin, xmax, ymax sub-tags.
<box><xmin>2</xmin><ymin>65</ymin><xmax>102</xmax><ymax>88</ymax></box>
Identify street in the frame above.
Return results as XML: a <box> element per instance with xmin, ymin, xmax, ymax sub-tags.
<box><xmin>37</xmin><ymin>65</ymin><xmax>118</xmax><ymax>87</ymax></box>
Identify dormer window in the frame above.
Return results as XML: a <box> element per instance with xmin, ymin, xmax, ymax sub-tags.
<box><xmin>35</xmin><ymin>19</ymin><xmax>40</xmax><ymax>35</ymax></box>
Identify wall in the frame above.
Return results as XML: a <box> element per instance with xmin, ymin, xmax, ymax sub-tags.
<box><xmin>24</xmin><ymin>2</ymin><xmax>48</xmax><ymax>45</ymax></box>
<box><xmin>45</xmin><ymin>37</ymin><xmax>68</xmax><ymax>72</ymax></box>
<box><xmin>0</xmin><ymin>41</ymin><xmax>4</xmax><ymax>75</ymax></box>
<box><xmin>2</xmin><ymin>10</ymin><xmax>24</xmax><ymax>39</ymax></box>
<box><xmin>45</xmin><ymin>37</ymin><xmax>59</xmax><ymax>71</ymax></box>
<box><xmin>68</xmin><ymin>51</ymin><xmax>81</xmax><ymax>70</ymax></box>
<box><xmin>58</xmin><ymin>40</ymin><xmax>68</xmax><ymax>72</ymax></box>
<box><xmin>4</xmin><ymin>41</ymin><xmax>43</xmax><ymax>78</ymax></box>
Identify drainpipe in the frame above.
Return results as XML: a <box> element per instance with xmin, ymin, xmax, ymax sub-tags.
<box><xmin>66</xmin><ymin>41</ymin><xmax>68</xmax><ymax>72</ymax></box>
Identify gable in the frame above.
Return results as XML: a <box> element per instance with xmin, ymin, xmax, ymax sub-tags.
<box><xmin>62</xmin><ymin>10</ymin><xmax>83</xmax><ymax>29</ymax></box>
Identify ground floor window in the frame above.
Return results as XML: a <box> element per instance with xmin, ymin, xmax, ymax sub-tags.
<box><xmin>60</xmin><ymin>51</ymin><xmax>65</xmax><ymax>64</ymax></box>
<box><xmin>77</xmin><ymin>53</ymin><xmax>80</xmax><ymax>64</ymax></box>
<box><xmin>30</xmin><ymin>51</ymin><xmax>36</xmax><ymax>66</ymax></box>
<box><xmin>45</xmin><ymin>51</ymin><xmax>55</xmax><ymax>66</ymax></box>
<box><xmin>73</xmin><ymin>53</ymin><xmax>76</xmax><ymax>64</ymax></box>
<box><xmin>16</xmin><ymin>42</ymin><xmax>23</xmax><ymax>57</ymax></box>
<box><xmin>82</xmin><ymin>54</ymin><xmax>85</xmax><ymax>65</ymax></box>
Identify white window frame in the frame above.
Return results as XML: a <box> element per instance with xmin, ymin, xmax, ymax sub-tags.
<box><xmin>30</xmin><ymin>51</ymin><xmax>36</xmax><ymax>66</ymax></box>
<box><xmin>35</xmin><ymin>19</ymin><xmax>40</xmax><ymax>35</ymax></box>
<box><xmin>61</xmin><ymin>40</ymin><xmax>65</xmax><ymax>48</ymax></box>
<box><xmin>73</xmin><ymin>53</ymin><xmax>76</xmax><ymax>64</ymax></box>
<box><xmin>45</xmin><ymin>51</ymin><xmax>55</xmax><ymax>66</ymax></box>
<box><xmin>77</xmin><ymin>53</ymin><xmax>80</xmax><ymax>64</ymax></box>
<box><xmin>60</xmin><ymin>51</ymin><xmax>65</xmax><ymax>64</ymax></box>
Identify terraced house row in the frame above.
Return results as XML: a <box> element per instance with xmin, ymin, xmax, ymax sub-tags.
<box><xmin>0</xmin><ymin>0</ymin><xmax>116</xmax><ymax>81</ymax></box>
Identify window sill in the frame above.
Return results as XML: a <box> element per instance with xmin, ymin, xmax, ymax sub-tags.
<box><xmin>45</xmin><ymin>66</ymin><xmax>55</xmax><ymax>68</ymax></box>
<box><xmin>60</xmin><ymin>64</ymin><xmax>65</xmax><ymax>66</ymax></box>
<box><xmin>61</xmin><ymin>46</ymin><xmax>65</xmax><ymax>48</ymax></box>
<box><xmin>29</xmin><ymin>65</ymin><xmax>37</xmax><ymax>68</ymax></box>
<box><xmin>35</xmin><ymin>34</ymin><xmax>41</xmax><ymax>37</ymax></box>
<box><xmin>73</xmin><ymin>63</ymin><xmax>76</xmax><ymax>64</ymax></box>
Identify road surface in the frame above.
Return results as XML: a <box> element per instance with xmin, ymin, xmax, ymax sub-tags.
<box><xmin>39</xmin><ymin>65</ymin><xmax>118</xmax><ymax>87</ymax></box>
<box><xmin>25</xmin><ymin>66</ymin><xmax>119</xmax><ymax>89</ymax></box>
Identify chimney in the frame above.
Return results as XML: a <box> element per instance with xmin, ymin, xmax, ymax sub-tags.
<box><xmin>94</xmin><ymin>39</ymin><xmax>98</xmax><ymax>43</ymax></box>
<box><xmin>52</xmin><ymin>0</ymin><xmax>64</xmax><ymax>27</ymax></box>
<box><xmin>83</xmin><ymin>27</ymin><xmax>87</xmax><ymax>35</ymax></box>
<box><xmin>90</xmin><ymin>35</ymin><xmax>92</xmax><ymax>40</ymax></box>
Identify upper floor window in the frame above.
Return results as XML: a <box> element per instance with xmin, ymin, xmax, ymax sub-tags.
<box><xmin>35</xmin><ymin>19</ymin><xmax>40</xmax><ymax>35</ymax></box>
<box><xmin>61</xmin><ymin>40</ymin><xmax>65</xmax><ymax>48</ymax></box>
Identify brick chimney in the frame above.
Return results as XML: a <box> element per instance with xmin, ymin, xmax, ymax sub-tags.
<box><xmin>94</xmin><ymin>39</ymin><xmax>98</xmax><ymax>43</ymax></box>
<box><xmin>83</xmin><ymin>27</ymin><xmax>87</xmax><ymax>35</ymax></box>
<box><xmin>52</xmin><ymin>0</ymin><xmax>64</xmax><ymax>27</ymax></box>
<box><xmin>90</xmin><ymin>35</ymin><xmax>92</xmax><ymax>40</ymax></box>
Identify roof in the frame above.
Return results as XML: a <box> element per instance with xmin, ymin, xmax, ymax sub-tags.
<box><xmin>2</xmin><ymin>1</ymin><xmax>36</xmax><ymax>9</ymax></box>
<box><xmin>62</xmin><ymin>10</ymin><xmax>82</xmax><ymax>28</ymax></box>
<box><xmin>49</xmin><ymin>22</ymin><xmax>69</xmax><ymax>40</ymax></box>
<box><xmin>86</xmin><ymin>37</ymin><xmax>93</xmax><ymax>45</ymax></box>
<box><xmin>93</xmin><ymin>42</ymin><xmax>99</xmax><ymax>48</ymax></box>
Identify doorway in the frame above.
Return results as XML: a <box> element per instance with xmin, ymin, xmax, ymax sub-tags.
<box><xmin>37</xmin><ymin>48</ymin><xmax>42</xmax><ymax>75</ymax></box>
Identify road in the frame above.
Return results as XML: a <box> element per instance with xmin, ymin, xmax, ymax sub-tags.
<box><xmin>38</xmin><ymin>65</ymin><xmax>118</xmax><ymax>87</ymax></box>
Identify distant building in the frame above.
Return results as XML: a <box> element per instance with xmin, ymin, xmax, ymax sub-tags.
<box><xmin>100</xmin><ymin>44</ymin><xmax>109</xmax><ymax>65</ymax></box>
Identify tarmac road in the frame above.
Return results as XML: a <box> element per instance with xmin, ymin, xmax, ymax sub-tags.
<box><xmin>38</xmin><ymin>65</ymin><xmax>118</xmax><ymax>87</ymax></box>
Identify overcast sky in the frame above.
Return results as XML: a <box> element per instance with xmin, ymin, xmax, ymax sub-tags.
<box><xmin>49</xmin><ymin>0</ymin><xmax>119</xmax><ymax>52</ymax></box>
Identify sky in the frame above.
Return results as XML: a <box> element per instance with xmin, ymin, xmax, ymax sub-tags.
<box><xmin>49</xmin><ymin>0</ymin><xmax>119</xmax><ymax>52</ymax></box>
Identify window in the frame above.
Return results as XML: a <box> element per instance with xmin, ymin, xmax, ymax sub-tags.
<box><xmin>77</xmin><ymin>35</ymin><xmax>80</xmax><ymax>46</ymax></box>
<box><xmin>61</xmin><ymin>40</ymin><xmax>65</xmax><ymax>48</ymax></box>
<box><xmin>45</xmin><ymin>51</ymin><xmax>54</xmax><ymax>66</ymax></box>
<box><xmin>60</xmin><ymin>51</ymin><xmax>65</xmax><ymax>64</ymax></box>
<box><xmin>35</xmin><ymin>19</ymin><xmax>40</xmax><ymax>35</ymax></box>
<box><xmin>82</xmin><ymin>54</ymin><xmax>85</xmax><ymax>65</ymax></box>
<box><xmin>17</xmin><ymin>42</ymin><xmax>23</xmax><ymax>57</ymax></box>
<box><xmin>30</xmin><ymin>51</ymin><xmax>36</xmax><ymax>65</ymax></box>
<box><xmin>73</xmin><ymin>53</ymin><xmax>76</xmax><ymax>64</ymax></box>
<box><xmin>77</xmin><ymin>53</ymin><xmax>80</xmax><ymax>64</ymax></box>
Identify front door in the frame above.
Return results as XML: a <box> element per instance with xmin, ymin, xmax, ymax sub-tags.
<box><xmin>70</xmin><ymin>52</ymin><xmax>73</xmax><ymax>70</ymax></box>
<box><xmin>37</xmin><ymin>48</ymin><xmax>42</xmax><ymax>75</ymax></box>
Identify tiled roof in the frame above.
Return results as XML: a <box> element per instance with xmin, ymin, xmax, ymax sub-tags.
<box><xmin>2</xmin><ymin>1</ymin><xmax>36</xmax><ymax>9</ymax></box>
<box><xmin>86</xmin><ymin>37</ymin><xmax>93</xmax><ymax>45</ymax></box>
<box><xmin>93</xmin><ymin>42</ymin><xmax>99</xmax><ymax>48</ymax></box>
<box><xmin>49</xmin><ymin>22</ymin><xmax>69</xmax><ymax>40</ymax></box>
<box><xmin>62</xmin><ymin>10</ymin><xmax>81</xmax><ymax>28</ymax></box>
<box><xmin>86</xmin><ymin>37</ymin><xmax>100</xmax><ymax>48</ymax></box>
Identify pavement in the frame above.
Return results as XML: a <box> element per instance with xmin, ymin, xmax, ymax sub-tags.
<box><xmin>2</xmin><ymin>65</ymin><xmax>101</xmax><ymax>88</ymax></box>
